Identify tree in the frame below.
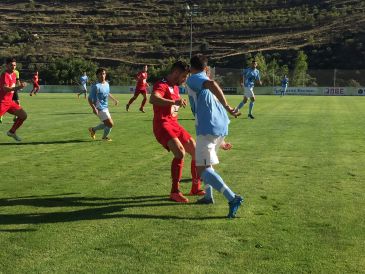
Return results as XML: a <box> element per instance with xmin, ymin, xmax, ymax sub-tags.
<box><xmin>292</xmin><ymin>51</ymin><xmax>308</xmax><ymax>86</ymax></box>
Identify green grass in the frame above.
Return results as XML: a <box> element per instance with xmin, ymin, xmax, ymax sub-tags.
<box><xmin>0</xmin><ymin>94</ymin><xmax>364</xmax><ymax>273</ymax></box>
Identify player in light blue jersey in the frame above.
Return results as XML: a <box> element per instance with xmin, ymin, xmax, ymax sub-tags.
<box><xmin>88</xmin><ymin>68</ymin><xmax>119</xmax><ymax>141</ymax></box>
<box><xmin>235</xmin><ymin>60</ymin><xmax>262</xmax><ymax>119</ymax></box>
<box><xmin>280</xmin><ymin>75</ymin><xmax>289</xmax><ymax>96</ymax></box>
<box><xmin>78</xmin><ymin>72</ymin><xmax>88</xmax><ymax>99</ymax></box>
<box><xmin>186</xmin><ymin>54</ymin><xmax>243</xmax><ymax>218</ymax></box>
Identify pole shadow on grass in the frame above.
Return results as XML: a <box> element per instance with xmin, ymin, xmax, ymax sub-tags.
<box><xmin>0</xmin><ymin>140</ymin><xmax>90</xmax><ymax>146</ymax></box>
<box><xmin>0</xmin><ymin>193</ymin><xmax>225</xmax><ymax>231</ymax></box>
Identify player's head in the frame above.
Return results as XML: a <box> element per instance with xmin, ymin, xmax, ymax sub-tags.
<box><xmin>143</xmin><ymin>65</ymin><xmax>148</xmax><ymax>72</ymax></box>
<box><xmin>5</xmin><ymin>57</ymin><xmax>17</xmax><ymax>73</ymax></box>
<box><xmin>169</xmin><ymin>61</ymin><xmax>190</xmax><ymax>85</ymax></box>
<box><xmin>96</xmin><ymin>67</ymin><xmax>107</xmax><ymax>82</ymax></box>
<box><xmin>83</xmin><ymin>71</ymin><xmax>87</xmax><ymax>76</ymax></box>
<box><xmin>251</xmin><ymin>60</ymin><xmax>258</xmax><ymax>68</ymax></box>
<box><xmin>190</xmin><ymin>54</ymin><xmax>208</xmax><ymax>72</ymax></box>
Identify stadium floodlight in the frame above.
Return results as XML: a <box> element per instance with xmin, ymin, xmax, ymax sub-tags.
<box><xmin>186</xmin><ymin>3</ymin><xmax>198</xmax><ymax>60</ymax></box>
<box><xmin>186</xmin><ymin>4</ymin><xmax>193</xmax><ymax>60</ymax></box>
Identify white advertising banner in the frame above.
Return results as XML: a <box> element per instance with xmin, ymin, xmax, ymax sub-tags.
<box><xmin>322</xmin><ymin>87</ymin><xmax>346</xmax><ymax>96</ymax></box>
<box><xmin>273</xmin><ymin>87</ymin><xmax>320</xmax><ymax>95</ymax></box>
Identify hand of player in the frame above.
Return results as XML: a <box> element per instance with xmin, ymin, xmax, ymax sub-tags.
<box><xmin>19</xmin><ymin>81</ymin><xmax>27</xmax><ymax>89</ymax></box>
<box><xmin>92</xmin><ymin>108</ymin><xmax>98</xmax><ymax>115</ymax></box>
<box><xmin>114</xmin><ymin>99</ymin><xmax>119</xmax><ymax>106</ymax></box>
<box><xmin>220</xmin><ymin>142</ymin><xmax>232</xmax><ymax>150</ymax></box>
<box><xmin>225</xmin><ymin>105</ymin><xmax>241</xmax><ymax>118</ymax></box>
<box><xmin>175</xmin><ymin>98</ymin><xmax>187</xmax><ymax>108</ymax></box>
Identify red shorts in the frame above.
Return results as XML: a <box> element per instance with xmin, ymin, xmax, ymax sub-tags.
<box><xmin>153</xmin><ymin>120</ymin><xmax>192</xmax><ymax>150</ymax></box>
<box><xmin>33</xmin><ymin>83</ymin><xmax>40</xmax><ymax>89</ymax></box>
<box><xmin>134</xmin><ymin>88</ymin><xmax>147</xmax><ymax>96</ymax></box>
<box><xmin>0</xmin><ymin>101</ymin><xmax>22</xmax><ymax>116</ymax></box>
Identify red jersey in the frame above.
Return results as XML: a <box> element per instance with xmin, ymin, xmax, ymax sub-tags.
<box><xmin>0</xmin><ymin>71</ymin><xmax>16</xmax><ymax>103</ymax></box>
<box><xmin>136</xmin><ymin>71</ymin><xmax>148</xmax><ymax>90</ymax></box>
<box><xmin>152</xmin><ymin>79</ymin><xmax>181</xmax><ymax>124</ymax></box>
<box><xmin>33</xmin><ymin>74</ymin><xmax>39</xmax><ymax>84</ymax></box>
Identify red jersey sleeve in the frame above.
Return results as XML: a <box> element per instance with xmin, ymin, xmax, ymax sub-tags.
<box><xmin>153</xmin><ymin>81</ymin><xmax>166</xmax><ymax>97</ymax></box>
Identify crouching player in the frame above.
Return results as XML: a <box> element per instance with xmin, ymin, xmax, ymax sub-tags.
<box><xmin>186</xmin><ymin>54</ymin><xmax>243</xmax><ymax>218</ymax></box>
<box><xmin>150</xmin><ymin>61</ymin><xmax>204</xmax><ymax>203</ymax></box>
<box><xmin>88</xmin><ymin>68</ymin><xmax>119</xmax><ymax>141</ymax></box>
<box><xmin>0</xmin><ymin>57</ymin><xmax>27</xmax><ymax>141</ymax></box>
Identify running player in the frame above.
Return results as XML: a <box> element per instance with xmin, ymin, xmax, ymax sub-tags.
<box><xmin>150</xmin><ymin>61</ymin><xmax>204</xmax><ymax>203</ymax></box>
<box><xmin>78</xmin><ymin>72</ymin><xmax>88</xmax><ymax>99</ymax></box>
<box><xmin>281</xmin><ymin>75</ymin><xmax>289</xmax><ymax>96</ymax></box>
<box><xmin>186</xmin><ymin>54</ymin><xmax>243</xmax><ymax>218</ymax></box>
<box><xmin>29</xmin><ymin>70</ymin><xmax>40</xmax><ymax>96</ymax></box>
<box><xmin>126</xmin><ymin>65</ymin><xmax>149</xmax><ymax>113</ymax></box>
<box><xmin>235</xmin><ymin>60</ymin><xmax>262</xmax><ymax>119</ymax></box>
<box><xmin>0</xmin><ymin>57</ymin><xmax>27</xmax><ymax>141</ymax></box>
<box><xmin>88</xmin><ymin>67</ymin><xmax>119</xmax><ymax>141</ymax></box>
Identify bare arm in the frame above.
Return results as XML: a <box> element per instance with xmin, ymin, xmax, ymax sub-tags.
<box><xmin>149</xmin><ymin>90</ymin><xmax>186</xmax><ymax>107</ymax></box>
<box><xmin>203</xmin><ymin>80</ymin><xmax>239</xmax><ymax>117</ymax></box>
<box><xmin>88</xmin><ymin>98</ymin><xmax>98</xmax><ymax>115</ymax></box>
<box><xmin>3</xmin><ymin>82</ymin><xmax>26</xmax><ymax>92</ymax></box>
<box><xmin>108</xmin><ymin>93</ymin><xmax>119</xmax><ymax>106</ymax></box>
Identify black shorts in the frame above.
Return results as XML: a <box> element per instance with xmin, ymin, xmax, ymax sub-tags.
<box><xmin>12</xmin><ymin>91</ymin><xmax>19</xmax><ymax>102</ymax></box>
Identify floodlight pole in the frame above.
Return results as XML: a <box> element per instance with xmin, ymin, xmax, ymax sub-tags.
<box><xmin>187</xmin><ymin>4</ymin><xmax>193</xmax><ymax>60</ymax></box>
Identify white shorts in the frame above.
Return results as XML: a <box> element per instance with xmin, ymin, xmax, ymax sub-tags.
<box><xmin>244</xmin><ymin>87</ymin><xmax>255</xmax><ymax>98</ymax></box>
<box><xmin>97</xmin><ymin>108</ymin><xmax>111</xmax><ymax>122</ymax></box>
<box><xmin>195</xmin><ymin>135</ymin><xmax>225</xmax><ymax>166</ymax></box>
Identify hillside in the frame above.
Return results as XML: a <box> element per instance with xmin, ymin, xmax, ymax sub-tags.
<box><xmin>0</xmin><ymin>0</ymin><xmax>364</xmax><ymax>71</ymax></box>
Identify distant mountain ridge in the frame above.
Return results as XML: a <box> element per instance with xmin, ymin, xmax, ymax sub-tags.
<box><xmin>0</xmin><ymin>0</ymin><xmax>364</xmax><ymax>69</ymax></box>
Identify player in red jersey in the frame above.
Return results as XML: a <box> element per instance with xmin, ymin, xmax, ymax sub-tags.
<box><xmin>150</xmin><ymin>61</ymin><xmax>204</xmax><ymax>203</ymax></box>
<box><xmin>29</xmin><ymin>70</ymin><xmax>40</xmax><ymax>96</ymax></box>
<box><xmin>0</xmin><ymin>57</ymin><xmax>27</xmax><ymax>141</ymax></box>
<box><xmin>126</xmin><ymin>65</ymin><xmax>149</xmax><ymax>113</ymax></box>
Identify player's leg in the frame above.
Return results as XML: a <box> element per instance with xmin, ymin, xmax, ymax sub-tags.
<box><xmin>236</xmin><ymin>95</ymin><xmax>248</xmax><ymax>111</ymax></box>
<box><xmin>167</xmin><ymin>137</ymin><xmax>189</xmax><ymax>203</ymax></box>
<box><xmin>183</xmin><ymin>137</ymin><xmax>204</xmax><ymax>196</ymax></box>
<box><xmin>126</xmin><ymin>91</ymin><xmax>140</xmax><ymax>111</ymax></box>
<box><xmin>34</xmin><ymin>85</ymin><xmax>40</xmax><ymax>94</ymax></box>
<box><xmin>195</xmin><ymin>135</ymin><xmax>243</xmax><ymax>217</ymax></box>
<box><xmin>102</xmin><ymin>117</ymin><xmax>114</xmax><ymax>141</ymax></box>
<box><xmin>139</xmin><ymin>92</ymin><xmax>147</xmax><ymax>113</ymax></box>
<box><xmin>248</xmin><ymin>96</ymin><xmax>255</xmax><ymax>119</ymax></box>
<box><xmin>7</xmin><ymin>107</ymin><xmax>27</xmax><ymax>141</ymax></box>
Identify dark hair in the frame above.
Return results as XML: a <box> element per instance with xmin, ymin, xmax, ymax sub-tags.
<box><xmin>6</xmin><ymin>57</ymin><xmax>16</xmax><ymax>64</ymax></box>
<box><xmin>96</xmin><ymin>67</ymin><xmax>106</xmax><ymax>76</ymax></box>
<box><xmin>190</xmin><ymin>54</ymin><xmax>208</xmax><ymax>71</ymax></box>
<box><xmin>170</xmin><ymin>61</ymin><xmax>190</xmax><ymax>73</ymax></box>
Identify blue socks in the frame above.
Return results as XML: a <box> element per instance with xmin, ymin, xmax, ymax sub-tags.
<box><xmin>201</xmin><ymin>167</ymin><xmax>235</xmax><ymax>202</ymax></box>
<box><xmin>103</xmin><ymin>126</ymin><xmax>112</xmax><ymax>138</ymax></box>
<box><xmin>249</xmin><ymin>101</ymin><xmax>254</xmax><ymax>115</ymax></box>
<box><xmin>237</xmin><ymin>101</ymin><xmax>245</xmax><ymax>110</ymax></box>
<box><xmin>93</xmin><ymin>124</ymin><xmax>105</xmax><ymax>131</ymax></box>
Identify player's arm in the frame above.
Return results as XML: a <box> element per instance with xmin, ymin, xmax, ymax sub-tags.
<box><xmin>2</xmin><ymin>81</ymin><xmax>26</xmax><ymax>92</ymax></box>
<box><xmin>257</xmin><ymin>73</ymin><xmax>262</xmax><ymax>86</ymax></box>
<box><xmin>108</xmin><ymin>93</ymin><xmax>119</xmax><ymax>106</ymax></box>
<box><xmin>88</xmin><ymin>87</ymin><xmax>98</xmax><ymax>115</ymax></box>
<box><xmin>203</xmin><ymin>80</ymin><xmax>239</xmax><ymax>117</ymax></box>
<box><xmin>149</xmin><ymin>89</ymin><xmax>186</xmax><ymax>107</ymax></box>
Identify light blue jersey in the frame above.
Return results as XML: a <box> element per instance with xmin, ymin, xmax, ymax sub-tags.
<box><xmin>89</xmin><ymin>82</ymin><xmax>110</xmax><ymax>110</ymax></box>
<box><xmin>281</xmin><ymin>77</ymin><xmax>289</xmax><ymax>87</ymax></box>
<box><xmin>186</xmin><ymin>71</ymin><xmax>230</xmax><ymax>137</ymax></box>
<box><xmin>242</xmin><ymin>67</ymin><xmax>260</xmax><ymax>88</ymax></box>
<box><xmin>80</xmin><ymin>75</ymin><xmax>88</xmax><ymax>85</ymax></box>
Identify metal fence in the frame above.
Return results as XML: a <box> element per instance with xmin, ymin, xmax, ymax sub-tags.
<box><xmin>211</xmin><ymin>67</ymin><xmax>365</xmax><ymax>93</ymax></box>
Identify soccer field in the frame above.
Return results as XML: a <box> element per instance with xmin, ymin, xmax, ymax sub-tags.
<box><xmin>0</xmin><ymin>94</ymin><xmax>364</xmax><ymax>273</ymax></box>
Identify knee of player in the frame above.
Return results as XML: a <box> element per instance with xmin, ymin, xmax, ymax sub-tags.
<box><xmin>176</xmin><ymin>147</ymin><xmax>186</xmax><ymax>159</ymax></box>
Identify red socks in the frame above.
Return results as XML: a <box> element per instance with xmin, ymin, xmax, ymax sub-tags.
<box><xmin>171</xmin><ymin>158</ymin><xmax>184</xmax><ymax>193</ymax></box>
<box><xmin>190</xmin><ymin>160</ymin><xmax>202</xmax><ymax>192</ymax></box>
